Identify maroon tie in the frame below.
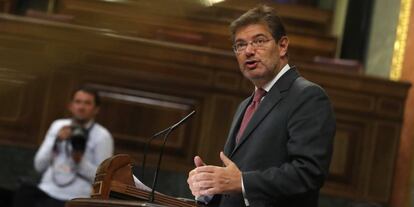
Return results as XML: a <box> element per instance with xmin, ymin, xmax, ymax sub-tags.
<box><xmin>236</xmin><ymin>88</ymin><xmax>267</xmax><ymax>143</ymax></box>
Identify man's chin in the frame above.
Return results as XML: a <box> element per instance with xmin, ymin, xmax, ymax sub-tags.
<box><xmin>244</xmin><ymin>72</ymin><xmax>266</xmax><ymax>81</ymax></box>
<box><xmin>72</xmin><ymin>117</ymin><xmax>90</xmax><ymax>124</ymax></box>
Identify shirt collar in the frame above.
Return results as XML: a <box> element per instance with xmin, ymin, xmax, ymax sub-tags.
<box><xmin>256</xmin><ymin>64</ymin><xmax>291</xmax><ymax>93</ymax></box>
<box><xmin>72</xmin><ymin>119</ymin><xmax>95</xmax><ymax>129</ymax></box>
<box><xmin>84</xmin><ymin>120</ymin><xmax>94</xmax><ymax>129</ymax></box>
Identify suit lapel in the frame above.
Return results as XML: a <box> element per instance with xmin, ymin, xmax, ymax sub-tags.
<box><xmin>224</xmin><ymin>97</ymin><xmax>251</xmax><ymax>156</ymax></box>
<box><xmin>230</xmin><ymin>67</ymin><xmax>300</xmax><ymax>157</ymax></box>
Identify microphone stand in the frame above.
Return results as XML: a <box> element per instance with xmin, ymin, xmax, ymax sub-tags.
<box><xmin>146</xmin><ymin>110</ymin><xmax>196</xmax><ymax>203</ymax></box>
<box><xmin>148</xmin><ymin>127</ymin><xmax>174</xmax><ymax>203</ymax></box>
<box><xmin>141</xmin><ymin>127</ymin><xmax>171</xmax><ymax>180</ymax></box>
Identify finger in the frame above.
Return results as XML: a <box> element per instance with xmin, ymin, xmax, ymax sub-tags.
<box><xmin>189</xmin><ymin>180</ymin><xmax>210</xmax><ymax>197</ymax></box>
<box><xmin>189</xmin><ymin>185</ymin><xmax>200</xmax><ymax>197</ymax></box>
<box><xmin>197</xmin><ymin>180</ymin><xmax>216</xmax><ymax>189</ymax></box>
<box><xmin>196</xmin><ymin>166</ymin><xmax>220</xmax><ymax>173</ymax></box>
<box><xmin>193</xmin><ymin>186</ymin><xmax>211</xmax><ymax>197</ymax></box>
<box><xmin>189</xmin><ymin>169</ymin><xmax>197</xmax><ymax>177</ymax></box>
<box><xmin>195</xmin><ymin>172</ymin><xmax>215</xmax><ymax>182</ymax></box>
<box><xmin>194</xmin><ymin>156</ymin><xmax>206</xmax><ymax>167</ymax></box>
<box><xmin>61</xmin><ymin>125</ymin><xmax>71</xmax><ymax>132</ymax></box>
<box><xmin>200</xmin><ymin>187</ymin><xmax>218</xmax><ymax>196</ymax></box>
<box><xmin>187</xmin><ymin>175</ymin><xmax>194</xmax><ymax>185</ymax></box>
<box><xmin>220</xmin><ymin>151</ymin><xmax>233</xmax><ymax>167</ymax></box>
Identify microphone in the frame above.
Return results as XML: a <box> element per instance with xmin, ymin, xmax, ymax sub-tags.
<box><xmin>148</xmin><ymin>110</ymin><xmax>196</xmax><ymax>203</ymax></box>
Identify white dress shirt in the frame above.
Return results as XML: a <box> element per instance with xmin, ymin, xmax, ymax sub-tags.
<box><xmin>34</xmin><ymin>118</ymin><xmax>114</xmax><ymax>201</ymax></box>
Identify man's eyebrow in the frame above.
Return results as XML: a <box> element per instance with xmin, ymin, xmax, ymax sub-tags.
<box><xmin>234</xmin><ymin>33</ymin><xmax>268</xmax><ymax>42</ymax></box>
<box><xmin>252</xmin><ymin>34</ymin><xmax>267</xmax><ymax>39</ymax></box>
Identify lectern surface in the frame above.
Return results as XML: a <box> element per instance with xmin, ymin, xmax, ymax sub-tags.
<box><xmin>66</xmin><ymin>198</ymin><xmax>168</xmax><ymax>207</ymax></box>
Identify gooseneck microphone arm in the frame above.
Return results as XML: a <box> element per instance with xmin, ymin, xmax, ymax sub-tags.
<box><xmin>148</xmin><ymin>127</ymin><xmax>173</xmax><ymax>203</ymax></box>
<box><xmin>148</xmin><ymin>110</ymin><xmax>196</xmax><ymax>203</ymax></box>
<box><xmin>141</xmin><ymin>126</ymin><xmax>172</xmax><ymax>180</ymax></box>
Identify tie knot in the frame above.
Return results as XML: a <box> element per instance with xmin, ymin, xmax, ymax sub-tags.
<box><xmin>253</xmin><ymin>88</ymin><xmax>266</xmax><ymax>102</ymax></box>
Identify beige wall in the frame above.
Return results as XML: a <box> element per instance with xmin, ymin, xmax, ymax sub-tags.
<box><xmin>365</xmin><ymin>0</ymin><xmax>401</xmax><ymax>78</ymax></box>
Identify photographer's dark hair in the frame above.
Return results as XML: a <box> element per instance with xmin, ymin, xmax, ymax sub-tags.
<box><xmin>229</xmin><ymin>5</ymin><xmax>287</xmax><ymax>43</ymax></box>
<box><xmin>71</xmin><ymin>87</ymin><xmax>101</xmax><ymax>106</ymax></box>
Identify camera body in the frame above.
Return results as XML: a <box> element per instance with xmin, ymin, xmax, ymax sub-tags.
<box><xmin>70</xmin><ymin>125</ymin><xmax>88</xmax><ymax>153</ymax></box>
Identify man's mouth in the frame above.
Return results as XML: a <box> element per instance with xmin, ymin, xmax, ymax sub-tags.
<box><xmin>245</xmin><ymin>59</ymin><xmax>259</xmax><ymax>69</ymax></box>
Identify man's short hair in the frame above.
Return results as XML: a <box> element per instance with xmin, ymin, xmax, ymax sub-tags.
<box><xmin>229</xmin><ymin>5</ymin><xmax>287</xmax><ymax>43</ymax></box>
<box><xmin>71</xmin><ymin>87</ymin><xmax>101</xmax><ymax>107</ymax></box>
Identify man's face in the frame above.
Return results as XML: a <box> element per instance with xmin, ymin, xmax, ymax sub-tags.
<box><xmin>69</xmin><ymin>91</ymin><xmax>99</xmax><ymax>123</ymax></box>
<box><xmin>234</xmin><ymin>23</ymin><xmax>288</xmax><ymax>86</ymax></box>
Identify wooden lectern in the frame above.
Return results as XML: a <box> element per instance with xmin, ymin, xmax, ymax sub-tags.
<box><xmin>66</xmin><ymin>154</ymin><xmax>197</xmax><ymax>207</ymax></box>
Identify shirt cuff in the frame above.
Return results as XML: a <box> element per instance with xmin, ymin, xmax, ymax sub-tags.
<box><xmin>195</xmin><ymin>195</ymin><xmax>213</xmax><ymax>204</ymax></box>
<box><xmin>241</xmin><ymin>174</ymin><xmax>250</xmax><ymax>206</ymax></box>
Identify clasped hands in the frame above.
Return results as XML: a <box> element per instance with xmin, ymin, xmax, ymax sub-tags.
<box><xmin>187</xmin><ymin>152</ymin><xmax>242</xmax><ymax>197</ymax></box>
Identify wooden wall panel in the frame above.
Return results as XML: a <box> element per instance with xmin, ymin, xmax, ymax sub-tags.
<box><xmin>0</xmin><ymin>75</ymin><xmax>26</xmax><ymax>121</ymax></box>
<box><xmin>92</xmin><ymin>84</ymin><xmax>197</xmax><ymax>151</ymax></box>
<box><xmin>198</xmin><ymin>94</ymin><xmax>242</xmax><ymax>165</ymax></box>
<box><xmin>323</xmin><ymin>114</ymin><xmax>369</xmax><ymax>199</ymax></box>
<box><xmin>0</xmin><ymin>0</ymin><xmax>14</xmax><ymax>13</ymax></box>
<box><xmin>367</xmin><ymin>121</ymin><xmax>400</xmax><ymax>200</ymax></box>
<box><xmin>57</xmin><ymin>0</ymin><xmax>337</xmax><ymax>60</ymax></box>
<box><xmin>0</xmin><ymin>68</ymin><xmax>48</xmax><ymax>146</ymax></box>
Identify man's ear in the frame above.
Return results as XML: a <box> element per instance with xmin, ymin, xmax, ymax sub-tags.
<box><xmin>278</xmin><ymin>36</ymin><xmax>289</xmax><ymax>57</ymax></box>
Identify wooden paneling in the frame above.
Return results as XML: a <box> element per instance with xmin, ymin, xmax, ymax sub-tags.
<box><xmin>90</xmin><ymin>83</ymin><xmax>200</xmax><ymax>168</ymax></box>
<box><xmin>0</xmin><ymin>68</ymin><xmax>48</xmax><ymax>146</ymax></box>
<box><xmin>324</xmin><ymin>114</ymin><xmax>369</xmax><ymax>199</ymax></box>
<box><xmin>0</xmin><ymin>0</ymin><xmax>14</xmax><ymax>13</ymax></box>
<box><xmin>198</xmin><ymin>94</ymin><xmax>242</xmax><ymax>165</ymax></box>
<box><xmin>56</xmin><ymin>0</ymin><xmax>337</xmax><ymax>60</ymax></box>
<box><xmin>368</xmin><ymin>121</ymin><xmax>400</xmax><ymax>200</ymax></box>
<box><xmin>0</xmin><ymin>14</ymin><xmax>411</xmax><ymax>205</ymax></box>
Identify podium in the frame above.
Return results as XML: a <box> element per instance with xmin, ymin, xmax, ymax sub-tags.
<box><xmin>65</xmin><ymin>154</ymin><xmax>197</xmax><ymax>207</ymax></box>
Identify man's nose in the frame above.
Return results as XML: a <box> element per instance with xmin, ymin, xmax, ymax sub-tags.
<box><xmin>78</xmin><ymin>102</ymin><xmax>88</xmax><ymax>108</ymax></box>
<box><xmin>244</xmin><ymin>43</ymin><xmax>255</xmax><ymax>56</ymax></box>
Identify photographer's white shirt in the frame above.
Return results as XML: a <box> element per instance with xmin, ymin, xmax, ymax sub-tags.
<box><xmin>34</xmin><ymin>119</ymin><xmax>114</xmax><ymax>201</ymax></box>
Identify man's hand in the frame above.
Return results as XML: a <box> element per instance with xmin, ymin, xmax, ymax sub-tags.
<box><xmin>57</xmin><ymin>125</ymin><xmax>72</xmax><ymax>140</ymax></box>
<box><xmin>187</xmin><ymin>152</ymin><xmax>242</xmax><ymax>196</ymax></box>
<box><xmin>188</xmin><ymin>156</ymin><xmax>207</xmax><ymax>197</ymax></box>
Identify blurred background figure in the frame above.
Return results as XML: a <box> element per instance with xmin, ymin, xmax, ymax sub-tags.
<box><xmin>12</xmin><ymin>88</ymin><xmax>114</xmax><ymax>207</ymax></box>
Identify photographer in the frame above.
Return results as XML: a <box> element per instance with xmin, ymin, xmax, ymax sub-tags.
<box><xmin>13</xmin><ymin>87</ymin><xmax>114</xmax><ymax>207</ymax></box>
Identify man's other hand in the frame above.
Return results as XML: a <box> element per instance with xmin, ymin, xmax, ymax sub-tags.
<box><xmin>188</xmin><ymin>152</ymin><xmax>242</xmax><ymax>196</ymax></box>
<box><xmin>57</xmin><ymin>125</ymin><xmax>72</xmax><ymax>140</ymax></box>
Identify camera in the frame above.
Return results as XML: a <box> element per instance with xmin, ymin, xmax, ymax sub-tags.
<box><xmin>70</xmin><ymin>126</ymin><xmax>88</xmax><ymax>153</ymax></box>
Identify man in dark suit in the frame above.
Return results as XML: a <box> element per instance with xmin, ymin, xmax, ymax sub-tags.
<box><xmin>187</xmin><ymin>5</ymin><xmax>336</xmax><ymax>207</ymax></box>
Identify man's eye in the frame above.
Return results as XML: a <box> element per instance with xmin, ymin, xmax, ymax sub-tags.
<box><xmin>255</xmin><ymin>39</ymin><xmax>266</xmax><ymax>44</ymax></box>
<box><xmin>236</xmin><ymin>43</ymin><xmax>247</xmax><ymax>48</ymax></box>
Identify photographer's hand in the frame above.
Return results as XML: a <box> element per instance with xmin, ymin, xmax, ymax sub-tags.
<box><xmin>72</xmin><ymin>151</ymin><xmax>83</xmax><ymax>164</ymax></box>
<box><xmin>57</xmin><ymin>126</ymin><xmax>72</xmax><ymax>140</ymax></box>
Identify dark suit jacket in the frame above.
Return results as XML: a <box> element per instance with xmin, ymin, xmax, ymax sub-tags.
<box><xmin>216</xmin><ymin>67</ymin><xmax>336</xmax><ymax>207</ymax></box>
